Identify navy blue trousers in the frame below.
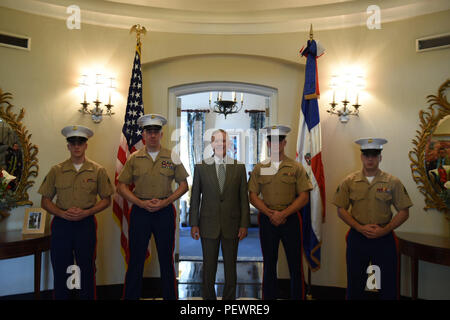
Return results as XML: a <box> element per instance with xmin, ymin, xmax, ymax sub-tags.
<box><xmin>123</xmin><ymin>204</ymin><xmax>177</xmax><ymax>300</ymax></box>
<box><xmin>258</xmin><ymin>212</ymin><xmax>305</xmax><ymax>300</ymax></box>
<box><xmin>346</xmin><ymin>228</ymin><xmax>399</xmax><ymax>300</ymax></box>
<box><xmin>50</xmin><ymin>215</ymin><xmax>97</xmax><ymax>300</ymax></box>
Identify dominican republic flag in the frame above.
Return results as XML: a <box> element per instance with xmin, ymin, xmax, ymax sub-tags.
<box><xmin>113</xmin><ymin>40</ymin><xmax>145</xmax><ymax>266</ymax></box>
<box><xmin>296</xmin><ymin>39</ymin><xmax>326</xmax><ymax>271</ymax></box>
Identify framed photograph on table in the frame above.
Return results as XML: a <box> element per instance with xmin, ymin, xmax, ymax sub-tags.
<box><xmin>22</xmin><ymin>208</ymin><xmax>47</xmax><ymax>234</ymax></box>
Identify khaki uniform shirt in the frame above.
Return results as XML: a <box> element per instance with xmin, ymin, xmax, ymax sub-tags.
<box><xmin>38</xmin><ymin>158</ymin><xmax>114</xmax><ymax>210</ymax></box>
<box><xmin>248</xmin><ymin>156</ymin><xmax>313</xmax><ymax>211</ymax></box>
<box><xmin>333</xmin><ymin>170</ymin><xmax>413</xmax><ymax>226</ymax></box>
<box><xmin>117</xmin><ymin>147</ymin><xmax>189</xmax><ymax>199</ymax></box>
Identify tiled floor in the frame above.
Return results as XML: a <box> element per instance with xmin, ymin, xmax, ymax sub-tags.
<box><xmin>178</xmin><ymin>226</ymin><xmax>264</xmax><ymax>299</ymax></box>
<box><xmin>178</xmin><ymin>261</ymin><xmax>263</xmax><ymax>299</ymax></box>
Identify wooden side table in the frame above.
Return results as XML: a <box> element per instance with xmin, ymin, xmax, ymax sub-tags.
<box><xmin>0</xmin><ymin>230</ymin><xmax>51</xmax><ymax>299</ymax></box>
<box><xmin>396</xmin><ymin>231</ymin><xmax>450</xmax><ymax>299</ymax></box>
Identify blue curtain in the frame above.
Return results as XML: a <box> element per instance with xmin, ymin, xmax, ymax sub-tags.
<box><xmin>187</xmin><ymin>112</ymin><xmax>206</xmax><ymax>175</ymax></box>
<box><xmin>249</xmin><ymin>112</ymin><xmax>265</xmax><ymax>170</ymax></box>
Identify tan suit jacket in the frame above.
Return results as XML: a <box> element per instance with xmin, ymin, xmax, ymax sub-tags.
<box><xmin>189</xmin><ymin>157</ymin><xmax>250</xmax><ymax>239</ymax></box>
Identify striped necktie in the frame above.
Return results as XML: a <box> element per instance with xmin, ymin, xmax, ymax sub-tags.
<box><xmin>218</xmin><ymin>163</ymin><xmax>226</xmax><ymax>192</ymax></box>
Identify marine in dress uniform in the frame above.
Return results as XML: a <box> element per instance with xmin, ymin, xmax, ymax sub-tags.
<box><xmin>333</xmin><ymin>138</ymin><xmax>413</xmax><ymax>300</ymax></box>
<box><xmin>117</xmin><ymin>114</ymin><xmax>189</xmax><ymax>300</ymax></box>
<box><xmin>248</xmin><ymin>125</ymin><xmax>313</xmax><ymax>300</ymax></box>
<box><xmin>38</xmin><ymin>125</ymin><xmax>113</xmax><ymax>300</ymax></box>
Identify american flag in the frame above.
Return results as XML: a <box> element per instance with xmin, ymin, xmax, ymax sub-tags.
<box><xmin>296</xmin><ymin>38</ymin><xmax>326</xmax><ymax>271</ymax></box>
<box><xmin>113</xmin><ymin>41</ymin><xmax>146</xmax><ymax>266</ymax></box>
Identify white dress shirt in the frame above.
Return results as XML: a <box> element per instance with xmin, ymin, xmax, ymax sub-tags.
<box><xmin>214</xmin><ymin>155</ymin><xmax>228</xmax><ymax>177</ymax></box>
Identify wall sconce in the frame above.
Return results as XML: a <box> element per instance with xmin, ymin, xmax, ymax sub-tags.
<box><xmin>327</xmin><ymin>72</ymin><xmax>365</xmax><ymax>123</ymax></box>
<box><xmin>79</xmin><ymin>73</ymin><xmax>116</xmax><ymax>123</ymax></box>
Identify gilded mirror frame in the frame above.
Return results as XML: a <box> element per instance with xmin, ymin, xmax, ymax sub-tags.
<box><xmin>409</xmin><ymin>79</ymin><xmax>450</xmax><ymax>220</ymax></box>
<box><xmin>0</xmin><ymin>89</ymin><xmax>39</xmax><ymax>219</ymax></box>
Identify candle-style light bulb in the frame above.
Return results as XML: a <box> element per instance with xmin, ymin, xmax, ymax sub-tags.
<box><xmin>108</xmin><ymin>77</ymin><xmax>115</xmax><ymax>105</ymax></box>
<box><xmin>355</xmin><ymin>74</ymin><xmax>364</xmax><ymax>105</ymax></box>
<box><xmin>330</xmin><ymin>74</ymin><xmax>338</xmax><ymax>104</ymax></box>
<box><xmin>95</xmin><ymin>73</ymin><xmax>103</xmax><ymax>101</ymax></box>
<box><xmin>79</xmin><ymin>74</ymin><xmax>88</xmax><ymax>103</ymax></box>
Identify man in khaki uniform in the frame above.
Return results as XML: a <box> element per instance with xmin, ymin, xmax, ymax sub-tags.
<box><xmin>248</xmin><ymin>125</ymin><xmax>312</xmax><ymax>300</ymax></box>
<box><xmin>333</xmin><ymin>138</ymin><xmax>412</xmax><ymax>300</ymax></box>
<box><xmin>38</xmin><ymin>125</ymin><xmax>113</xmax><ymax>300</ymax></box>
<box><xmin>117</xmin><ymin>114</ymin><xmax>188</xmax><ymax>300</ymax></box>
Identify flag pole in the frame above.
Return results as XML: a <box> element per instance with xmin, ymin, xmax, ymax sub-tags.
<box><xmin>112</xmin><ymin>24</ymin><xmax>148</xmax><ymax>268</ymax></box>
<box><xmin>306</xmin><ymin>23</ymin><xmax>314</xmax><ymax>301</ymax></box>
<box><xmin>306</xmin><ymin>268</ymin><xmax>313</xmax><ymax>300</ymax></box>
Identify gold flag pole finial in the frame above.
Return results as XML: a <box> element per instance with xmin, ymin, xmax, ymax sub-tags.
<box><xmin>130</xmin><ymin>24</ymin><xmax>147</xmax><ymax>45</ymax></box>
<box><xmin>309</xmin><ymin>24</ymin><xmax>314</xmax><ymax>40</ymax></box>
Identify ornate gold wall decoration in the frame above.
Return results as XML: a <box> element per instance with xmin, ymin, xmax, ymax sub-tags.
<box><xmin>409</xmin><ymin>79</ymin><xmax>450</xmax><ymax>219</ymax></box>
<box><xmin>0</xmin><ymin>89</ymin><xmax>39</xmax><ymax>219</ymax></box>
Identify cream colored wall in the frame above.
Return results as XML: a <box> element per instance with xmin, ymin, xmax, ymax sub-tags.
<box><xmin>0</xmin><ymin>7</ymin><xmax>134</xmax><ymax>294</ymax></box>
<box><xmin>0</xmin><ymin>6</ymin><xmax>449</xmax><ymax>298</ymax></box>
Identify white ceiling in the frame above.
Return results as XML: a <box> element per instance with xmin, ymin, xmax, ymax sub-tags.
<box><xmin>2</xmin><ymin>0</ymin><xmax>450</xmax><ymax>34</ymax></box>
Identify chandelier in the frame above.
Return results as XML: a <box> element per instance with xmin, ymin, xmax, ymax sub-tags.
<box><xmin>209</xmin><ymin>92</ymin><xmax>244</xmax><ymax>119</ymax></box>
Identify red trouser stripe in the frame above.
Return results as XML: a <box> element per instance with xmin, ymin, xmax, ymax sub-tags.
<box><xmin>344</xmin><ymin>229</ymin><xmax>351</xmax><ymax>300</ymax></box>
<box><xmin>93</xmin><ymin>216</ymin><xmax>98</xmax><ymax>300</ymax></box>
<box><xmin>257</xmin><ymin>213</ymin><xmax>264</xmax><ymax>300</ymax></box>
<box><xmin>171</xmin><ymin>203</ymin><xmax>178</xmax><ymax>300</ymax></box>
<box><xmin>297</xmin><ymin>212</ymin><xmax>305</xmax><ymax>300</ymax></box>
<box><xmin>392</xmin><ymin>231</ymin><xmax>400</xmax><ymax>300</ymax></box>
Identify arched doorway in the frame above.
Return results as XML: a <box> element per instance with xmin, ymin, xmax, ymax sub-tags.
<box><xmin>169</xmin><ymin>81</ymin><xmax>278</xmax><ymax>299</ymax></box>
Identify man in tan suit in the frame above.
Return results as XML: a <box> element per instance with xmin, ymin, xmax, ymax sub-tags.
<box><xmin>189</xmin><ymin>129</ymin><xmax>250</xmax><ymax>300</ymax></box>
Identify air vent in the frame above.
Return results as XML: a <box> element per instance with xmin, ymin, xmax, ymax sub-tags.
<box><xmin>416</xmin><ymin>33</ymin><xmax>450</xmax><ymax>53</ymax></box>
<box><xmin>0</xmin><ymin>32</ymin><xmax>30</xmax><ymax>51</ymax></box>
